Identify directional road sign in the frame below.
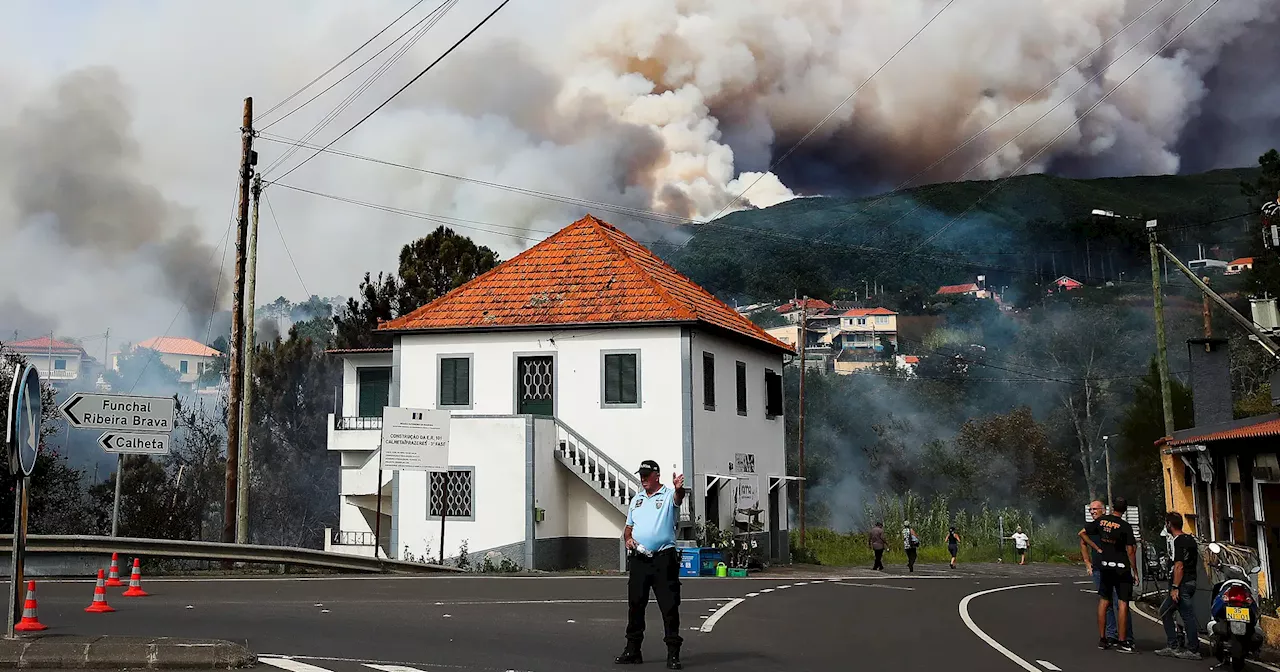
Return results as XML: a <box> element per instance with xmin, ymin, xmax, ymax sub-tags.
<box><xmin>60</xmin><ymin>393</ymin><xmax>175</xmax><ymax>433</ymax></box>
<box><xmin>98</xmin><ymin>431</ymin><xmax>171</xmax><ymax>456</ymax></box>
<box><xmin>6</xmin><ymin>364</ymin><xmax>42</xmax><ymax>477</ymax></box>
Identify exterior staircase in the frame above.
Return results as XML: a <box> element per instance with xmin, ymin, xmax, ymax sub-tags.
<box><xmin>552</xmin><ymin>419</ymin><xmax>641</xmax><ymax>515</ymax></box>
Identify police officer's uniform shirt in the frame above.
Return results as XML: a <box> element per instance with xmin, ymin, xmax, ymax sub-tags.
<box><xmin>627</xmin><ymin>485</ymin><xmax>677</xmax><ymax>553</ymax></box>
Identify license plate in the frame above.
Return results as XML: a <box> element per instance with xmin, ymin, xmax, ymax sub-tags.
<box><xmin>1225</xmin><ymin>606</ymin><xmax>1250</xmax><ymax>622</ymax></box>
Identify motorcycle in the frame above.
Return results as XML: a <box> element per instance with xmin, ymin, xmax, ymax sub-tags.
<box><xmin>1204</xmin><ymin>542</ymin><xmax>1266</xmax><ymax>671</ymax></box>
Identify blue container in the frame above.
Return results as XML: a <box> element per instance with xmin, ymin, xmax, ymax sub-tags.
<box><xmin>698</xmin><ymin>549</ymin><xmax>724</xmax><ymax>576</ymax></box>
<box><xmin>678</xmin><ymin>548</ymin><xmax>701</xmax><ymax>577</ymax></box>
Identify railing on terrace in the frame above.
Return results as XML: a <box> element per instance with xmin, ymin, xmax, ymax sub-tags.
<box><xmin>332</xmin><ymin>530</ymin><xmax>377</xmax><ymax>546</ymax></box>
<box><xmin>553</xmin><ymin>418</ymin><xmax>643</xmax><ymax>511</ymax></box>
<box><xmin>334</xmin><ymin>415</ymin><xmax>383</xmax><ymax>431</ymax></box>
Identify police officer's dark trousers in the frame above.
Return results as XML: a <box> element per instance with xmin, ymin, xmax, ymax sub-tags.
<box><xmin>626</xmin><ymin>548</ymin><xmax>683</xmax><ymax>649</ymax></box>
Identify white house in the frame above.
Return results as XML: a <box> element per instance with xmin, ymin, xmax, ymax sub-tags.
<box><xmin>115</xmin><ymin>337</ymin><xmax>223</xmax><ymax>387</ymax></box>
<box><xmin>324</xmin><ymin>215</ymin><xmax>795</xmax><ymax>570</ymax></box>
<box><xmin>7</xmin><ymin>336</ymin><xmax>93</xmax><ymax>387</ymax></box>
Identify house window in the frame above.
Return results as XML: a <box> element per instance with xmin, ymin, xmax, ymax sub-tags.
<box><xmin>438</xmin><ymin>355</ymin><xmax>472</xmax><ymax>409</ymax></box>
<box><xmin>427</xmin><ymin>468</ymin><xmax>475</xmax><ymax>520</ymax></box>
<box><xmin>736</xmin><ymin>361</ymin><xmax>747</xmax><ymax>416</ymax></box>
<box><xmin>765</xmin><ymin>369</ymin><xmax>782</xmax><ymax>418</ymax></box>
<box><xmin>357</xmin><ymin>367</ymin><xmax>392</xmax><ymax>418</ymax></box>
<box><xmin>602</xmin><ymin>351</ymin><xmax>640</xmax><ymax>407</ymax></box>
<box><xmin>857</xmin><ymin>318</ymin><xmax>867</xmax><ymax>326</ymax></box>
<box><xmin>876</xmin><ymin>316</ymin><xmax>890</xmax><ymax>325</ymax></box>
<box><xmin>702</xmin><ymin>352</ymin><xmax>715</xmax><ymax>411</ymax></box>
<box><xmin>179</xmin><ymin>360</ymin><xmax>189</xmax><ymax>374</ymax></box>
<box><xmin>53</xmin><ymin>359</ymin><xmax>67</xmax><ymax>371</ymax></box>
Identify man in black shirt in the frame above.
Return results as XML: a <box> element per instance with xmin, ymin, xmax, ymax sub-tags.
<box><xmin>1079</xmin><ymin>496</ymin><xmax>1138</xmax><ymax>653</ymax></box>
<box><xmin>1155</xmin><ymin>512</ymin><xmax>1202</xmax><ymax>660</ymax></box>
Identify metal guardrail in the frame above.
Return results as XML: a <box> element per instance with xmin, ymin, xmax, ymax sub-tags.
<box><xmin>0</xmin><ymin>535</ymin><xmax>462</xmax><ymax>574</ymax></box>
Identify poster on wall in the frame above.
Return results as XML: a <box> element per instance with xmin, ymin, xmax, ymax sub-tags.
<box><xmin>734</xmin><ymin>452</ymin><xmax>756</xmax><ymax>474</ymax></box>
<box><xmin>736</xmin><ymin>475</ymin><xmax>759</xmax><ymax>510</ymax></box>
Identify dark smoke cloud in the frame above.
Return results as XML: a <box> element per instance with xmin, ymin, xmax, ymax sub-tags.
<box><xmin>0</xmin><ymin>297</ymin><xmax>57</xmax><ymax>342</ymax></box>
<box><xmin>2</xmin><ymin>68</ymin><xmax>223</xmax><ymax>338</ymax></box>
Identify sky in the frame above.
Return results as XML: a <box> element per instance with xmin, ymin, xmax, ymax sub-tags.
<box><xmin>1</xmin><ymin>0</ymin><xmax>1277</xmax><ymax>347</ymax></box>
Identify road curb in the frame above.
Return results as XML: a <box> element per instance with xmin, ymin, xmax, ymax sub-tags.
<box><xmin>0</xmin><ymin>635</ymin><xmax>256</xmax><ymax>669</ymax></box>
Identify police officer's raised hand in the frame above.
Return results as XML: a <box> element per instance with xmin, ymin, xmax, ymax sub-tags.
<box><xmin>673</xmin><ymin>473</ymin><xmax>685</xmax><ymax>490</ymax></box>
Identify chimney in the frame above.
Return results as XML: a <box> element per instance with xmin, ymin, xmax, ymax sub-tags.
<box><xmin>1186</xmin><ymin>338</ymin><xmax>1232</xmax><ymax>426</ymax></box>
<box><xmin>1252</xmin><ymin>297</ymin><xmax>1279</xmax><ymax>331</ymax></box>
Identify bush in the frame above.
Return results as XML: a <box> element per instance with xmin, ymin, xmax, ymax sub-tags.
<box><xmin>798</xmin><ymin>527</ymin><xmax>1077</xmax><ymax>566</ymax></box>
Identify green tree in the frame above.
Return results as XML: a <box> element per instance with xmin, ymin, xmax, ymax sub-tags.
<box><xmin>396</xmin><ymin>226</ymin><xmax>500</xmax><ymax>314</ymax></box>
<box><xmin>953</xmin><ymin>407</ymin><xmax>1071</xmax><ymax>508</ymax></box>
<box><xmin>333</xmin><ymin>272</ymin><xmax>400</xmax><ymax>350</ymax></box>
<box><xmin>104</xmin><ymin>347</ymin><xmax>182</xmax><ymax>395</ymax></box>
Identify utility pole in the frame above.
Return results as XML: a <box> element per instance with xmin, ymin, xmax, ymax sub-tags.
<box><xmin>1149</xmin><ymin>225</ymin><xmax>1176</xmax><ymax>438</ymax></box>
<box><xmin>236</xmin><ymin>173</ymin><xmax>262</xmax><ymax>544</ymax></box>
<box><xmin>225</xmin><ymin>97</ymin><xmax>256</xmax><ymax>544</ymax></box>
<box><xmin>797</xmin><ymin>297</ymin><xmax>808</xmax><ymax>547</ymax></box>
<box><xmin>1202</xmin><ymin>275</ymin><xmax>1213</xmax><ymax>351</ymax></box>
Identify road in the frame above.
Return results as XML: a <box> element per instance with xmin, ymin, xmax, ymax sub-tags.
<box><xmin>8</xmin><ymin>562</ymin><xmax>1277</xmax><ymax>671</ymax></box>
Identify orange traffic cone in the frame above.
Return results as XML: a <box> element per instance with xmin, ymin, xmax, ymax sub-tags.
<box><xmin>14</xmin><ymin>581</ymin><xmax>47</xmax><ymax>631</ymax></box>
<box><xmin>85</xmin><ymin>569</ymin><xmax>115</xmax><ymax>613</ymax></box>
<box><xmin>122</xmin><ymin>558</ymin><xmax>148</xmax><ymax>597</ymax></box>
<box><xmin>105</xmin><ymin>553</ymin><xmax>123</xmax><ymax>587</ymax></box>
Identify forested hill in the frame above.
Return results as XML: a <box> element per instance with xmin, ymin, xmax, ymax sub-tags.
<box><xmin>661</xmin><ymin>167</ymin><xmax>1262</xmax><ymax>305</ymax></box>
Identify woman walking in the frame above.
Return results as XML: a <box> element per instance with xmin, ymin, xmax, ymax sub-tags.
<box><xmin>946</xmin><ymin>527</ymin><xmax>961</xmax><ymax>569</ymax></box>
<box><xmin>868</xmin><ymin>522</ymin><xmax>887</xmax><ymax>571</ymax></box>
<box><xmin>902</xmin><ymin>521</ymin><xmax>920</xmax><ymax>573</ymax></box>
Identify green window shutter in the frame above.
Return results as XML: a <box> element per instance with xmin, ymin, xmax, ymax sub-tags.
<box><xmin>357</xmin><ymin>368</ymin><xmax>391</xmax><ymax>417</ymax></box>
<box><xmin>440</xmin><ymin>358</ymin><xmax>469</xmax><ymax>406</ymax></box>
<box><xmin>604</xmin><ymin>353</ymin><xmax>638</xmax><ymax>405</ymax></box>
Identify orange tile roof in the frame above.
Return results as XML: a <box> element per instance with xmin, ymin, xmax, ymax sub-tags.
<box><xmin>777</xmin><ymin>298</ymin><xmax>832</xmax><ymax>313</ymax></box>
<box><xmin>937</xmin><ymin>283</ymin><xmax>980</xmax><ymax>295</ymax></box>
<box><xmin>7</xmin><ymin>336</ymin><xmax>87</xmax><ymax>356</ymax></box>
<box><xmin>136</xmin><ymin>337</ymin><xmax>221</xmax><ymax>358</ymax></box>
<box><xmin>1229</xmin><ymin>258</ymin><xmax>1254</xmax><ymax>266</ymax></box>
<box><xmin>1163</xmin><ymin>416</ymin><xmax>1280</xmax><ymax>447</ymax></box>
<box><xmin>902</xmin><ymin>355</ymin><xmax>921</xmax><ymax>364</ymax></box>
<box><xmin>841</xmin><ymin>307</ymin><xmax>897</xmax><ymax>317</ymax></box>
<box><xmin>381</xmin><ymin>215</ymin><xmax>794</xmax><ymax>353</ymax></box>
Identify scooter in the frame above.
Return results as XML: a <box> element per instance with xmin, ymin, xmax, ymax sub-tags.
<box><xmin>1204</xmin><ymin>542</ymin><xmax>1266</xmax><ymax>671</ymax></box>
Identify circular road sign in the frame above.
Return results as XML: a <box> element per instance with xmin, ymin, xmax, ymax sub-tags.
<box><xmin>6</xmin><ymin>364</ymin><xmax>42</xmax><ymax>477</ymax></box>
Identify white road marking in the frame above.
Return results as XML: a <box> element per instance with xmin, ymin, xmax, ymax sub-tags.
<box><xmin>745</xmin><ymin>592</ymin><xmax>759</xmax><ymax>597</ymax></box>
<box><xmin>367</xmin><ymin>665</ymin><xmax>436</xmax><ymax>672</ymax></box>
<box><xmin>700</xmin><ymin>598</ymin><xmax>745</xmax><ymax>633</ymax></box>
<box><xmin>794</xmin><ymin>582</ymin><xmax>809</xmax><ymax>586</ymax></box>
<box><xmin>760</xmin><ymin>589</ymin><xmax>774</xmax><ymax>593</ymax></box>
<box><xmin>1128</xmin><ymin>604</ymin><xmax>1280</xmax><ymax>672</ymax></box>
<box><xmin>260</xmin><ymin>658</ymin><xmax>335</xmax><ymax>672</ymax></box>
<box><xmin>777</xmin><ymin>585</ymin><xmax>791</xmax><ymax>589</ymax></box>
<box><xmin>834</xmin><ymin>582</ymin><xmax>915</xmax><ymax>591</ymax></box>
<box><xmin>263</xmin><ymin>654</ymin><xmax>474</xmax><ymax>671</ymax></box>
<box><xmin>426</xmin><ymin>597</ymin><xmax>732</xmax><ymax>606</ymax></box>
<box><xmin>1035</xmin><ymin>660</ymin><xmax>1061</xmax><ymax>671</ymax></box>
<box><xmin>959</xmin><ymin>582</ymin><xmax>1060</xmax><ymax>672</ymax></box>
<box><xmin>1073</xmin><ymin>580</ymin><xmax>1093</xmax><ymax>585</ymax></box>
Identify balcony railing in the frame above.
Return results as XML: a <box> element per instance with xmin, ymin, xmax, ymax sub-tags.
<box><xmin>332</xmin><ymin>530</ymin><xmax>377</xmax><ymax>547</ymax></box>
<box><xmin>334</xmin><ymin>415</ymin><xmax>383</xmax><ymax>431</ymax></box>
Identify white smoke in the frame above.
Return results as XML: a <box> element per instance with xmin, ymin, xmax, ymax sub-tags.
<box><xmin>0</xmin><ymin>0</ymin><xmax>1276</xmax><ymax>340</ymax></box>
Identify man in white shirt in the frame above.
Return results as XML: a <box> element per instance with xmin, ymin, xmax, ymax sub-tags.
<box><xmin>1011</xmin><ymin>526</ymin><xmax>1030</xmax><ymax>565</ymax></box>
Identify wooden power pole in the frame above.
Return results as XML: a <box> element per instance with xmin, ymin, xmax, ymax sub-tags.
<box><xmin>236</xmin><ymin>174</ymin><xmax>262</xmax><ymax>544</ymax></box>
<box><xmin>797</xmin><ymin>298</ymin><xmax>808</xmax><ymax>547</ymax></box>
<box><xmin>225</xmin><ymin>98</ymin><xmax>256</xmax><ymax>544</ymax></box>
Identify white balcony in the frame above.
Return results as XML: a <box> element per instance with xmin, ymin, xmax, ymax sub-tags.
<box><xmin>327</xmin><ymin>413</ymin><xmax>382</xmax><ymax>452</ymax></box>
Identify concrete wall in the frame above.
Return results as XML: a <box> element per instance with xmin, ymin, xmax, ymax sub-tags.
<box><xmin>340</xmin><ymin>353</ymin><xmax>394</xmax><ymax>417</ymax></box>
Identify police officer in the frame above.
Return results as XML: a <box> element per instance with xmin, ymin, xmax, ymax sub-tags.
<box><xmin>616</xmin><ymin>460</ymin><xmax>686</xmax><ymax>669</ymax></box>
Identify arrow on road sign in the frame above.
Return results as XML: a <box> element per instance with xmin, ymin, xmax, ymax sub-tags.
<box><xmin>60</xmin><ymin>393</ymin><xmax>175</xmax><ymax>433</ymax></box>
<box><xmin>98</xmin><ymin>431</ymin><xmax>171</xmax><ymax>456</ymax></box>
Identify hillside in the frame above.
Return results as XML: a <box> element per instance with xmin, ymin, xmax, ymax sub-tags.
<box><xmin>662</xmin><ymin>167</ymin><xmax>1261</xmax><ymax>305</ymax></box>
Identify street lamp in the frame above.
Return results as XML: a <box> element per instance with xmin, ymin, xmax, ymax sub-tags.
<box><xmin>1102</xmin><ymin>434</ymin><xmax>1113</xmax><ymax>507</ymax></box>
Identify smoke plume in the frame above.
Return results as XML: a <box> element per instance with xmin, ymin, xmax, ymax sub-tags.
<box><xmin>0</xmin><ymin>0</ymin><xmax>1276</xmax><ymax>338</ymax></box>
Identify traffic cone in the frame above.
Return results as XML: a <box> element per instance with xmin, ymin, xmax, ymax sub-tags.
<box><xmin>14</xmin><ymin>581</ymin><xmax>47</xmax><ymax>631</ymax></box>
<box><xmin>84</xmin><ymin>569</ymin><xmax>115</xmax><ymax>613</ymax></box>
<box><xmin>105</xmin><ymin>553</ymin><xmax>123</xmax><ymax>587</ymax></box>
<box><xmin>122</xmin><ymin>558</ymin><xmax>148</xmax><ymax>597</ymax></box>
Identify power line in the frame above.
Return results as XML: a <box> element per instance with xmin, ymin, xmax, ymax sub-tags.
<box><xmin>255</xmin><ymin>0</ymin><xmax>432</xmax><ymax>124</ymax></box>
<box><xmin>264</xmin><ymin>0</ymin><xmax>460</xmax><ymax>176</ymax></box>
<box><xmin>712</xmin><ymin>0</ymin><xmax>958</xmax><ymax>220</ymax></box>
<box><xmin>269</xmin><ymin>0</ymin><xmax>512</xmax><ymax>184</ymax></box>
<box><xmin>262</xmin><ymin>190</ymin><xmax>312</xmax><ymax>299</ymax></box>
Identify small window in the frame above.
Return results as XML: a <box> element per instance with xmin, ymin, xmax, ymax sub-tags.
<box><xmin>439</xmin><ymin>355</ymin><xmax>472</xmax><ymax>408</ymax></box>
<box><xmin>53</xmin><ymin>359</ymin><xmax>67</xmax><ymax>371</ymax></box>
<box><xmin>602</xmin><ymin>351</ymin><xmax>640</xmax><ymax>407</ymax></box>
<box><xmin>357</xmin><ymin>367</ymin><xmax>392</xmax><ymax>418</ymax></box>
<box><xmin>179</xmin><ymin>360</ymin><xmax>189</xmax><ymax>374</ymax></box>
<box><xmin>857</xmin><ymin>318</ymin><xmax>867</xmax><ymax>326</ymax></box>
<box><xmin>702</xmin><ymin>352</ymin><xmax>715</xmax><ymax>411</ymax></box>
<box><xmin>428</xmin><ymin>468</ymin><xmax>475</xmax><ymax>520</ymax></box>
<box><xmin>735</xmin><ymin>361</ymin><xmax>747</xmax><ymax>416</ymax></box>
<box><xmin>765</xmin><ymin>369</ymin><xmax>783</xmax><ymax>418</ymax></box>
<box><xmin>876</xmin><ymin>315</ymin><xmax>890</xmax><ymax>325</ymax></box>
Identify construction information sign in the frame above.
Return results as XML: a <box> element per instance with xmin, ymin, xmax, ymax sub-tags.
<box><xmin>380</xmin><ymin>407</ymin><xmax>450</xmax><ymax>472</ymax></box>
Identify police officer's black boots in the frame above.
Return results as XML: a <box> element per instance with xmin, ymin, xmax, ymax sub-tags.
<box><xmin>666</xmin><ymin>646</ymin><xmax>682</xmax><ymax>670</ymax></box>
<box><xmin>614</xmin><ymin>647</ymin><xmax>642</xmax><ymax>665</ymax></box>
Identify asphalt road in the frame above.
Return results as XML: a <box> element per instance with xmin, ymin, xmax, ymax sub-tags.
<box><xmin>5</xmin><ymin>562</ymin><xmax>1277</xmax><ymax>671</ymax></box>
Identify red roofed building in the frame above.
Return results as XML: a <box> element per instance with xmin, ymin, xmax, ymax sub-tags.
<box><xmin>326</xmin><ymin>215</ymin><xmax>794</xmax><ymax>569</ymax></box>
<box><xmin>7</xmin><ymin>336</ymin><xmax>92</xmax><ymax>385</ymax></box>
<box><xmin>936</xmin><ymin>282</ymin><xmax>991</xmax><ymax>299</ymax></box>
<box><xmin>1226</xmin><ymin>258</ymin><xmax>1255</xmax><ymax>276</ymax></box>
<box><xmin>775</xmin><ymin>298</ymin><xmax>832</xmax><ymax>324</ymax></box>
<box><xmin>115</xmin><ymin>336</ymin><xmax>224</xmax><ymax>386</ymax></box>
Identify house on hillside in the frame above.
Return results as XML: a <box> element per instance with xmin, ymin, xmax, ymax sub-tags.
<box><xmin>1226</xmin><ymin>258</ymin><xmax>1255</xmax><ymax>276</ymax></box>
<box><xmin>832</xmin><ymin>307</ymin><xmax>898</xmax><ymax>374</ymax></box>
<box><xmin>776</xmin><ymin>298</ymin><xmax>832</xmax><ymax>324</ymax></box>
<box><xmin>1054</xmin><ymin>276</ymin><xmax>1084</xmax><ymax>291</ymax></box>
<box><xmin>114</xmin><ymin>337</ymin><xmax>223</xmax><ymax>388</ymax></box>
<box><xmin>323</xmin><ymin>215</ymin><xmax>796</xmax><ymax>570</ymax></box>
<box><xmin>6</xmin><ymin>336</ymin><xmax>95</xmax><ymax>388</ymax></box>
<box><xmin>935</xmin><ymin>282</ymin><xmax>990</xmax><ymax>299</ymax></box>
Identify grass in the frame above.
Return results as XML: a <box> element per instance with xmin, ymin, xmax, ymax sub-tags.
<box><xmin>797</xmin><ymin>527</ymin><xmax>1081</xmax><ymax>566</ymax></box>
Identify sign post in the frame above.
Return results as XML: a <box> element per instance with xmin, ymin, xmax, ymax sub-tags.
<box><xmin>6</xmin><ymin>364</ymin><xmax>42</xmax><ymax>638</ymax></box>
<box><xmin>379</xmin><ymin>408</ymin><xmax>451</xmax><ymax>563</ymax></box>
<box><xmin>59</xmin><ymin>392</ymin><xmax>175</xmax><ymax>537</ymax></box>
